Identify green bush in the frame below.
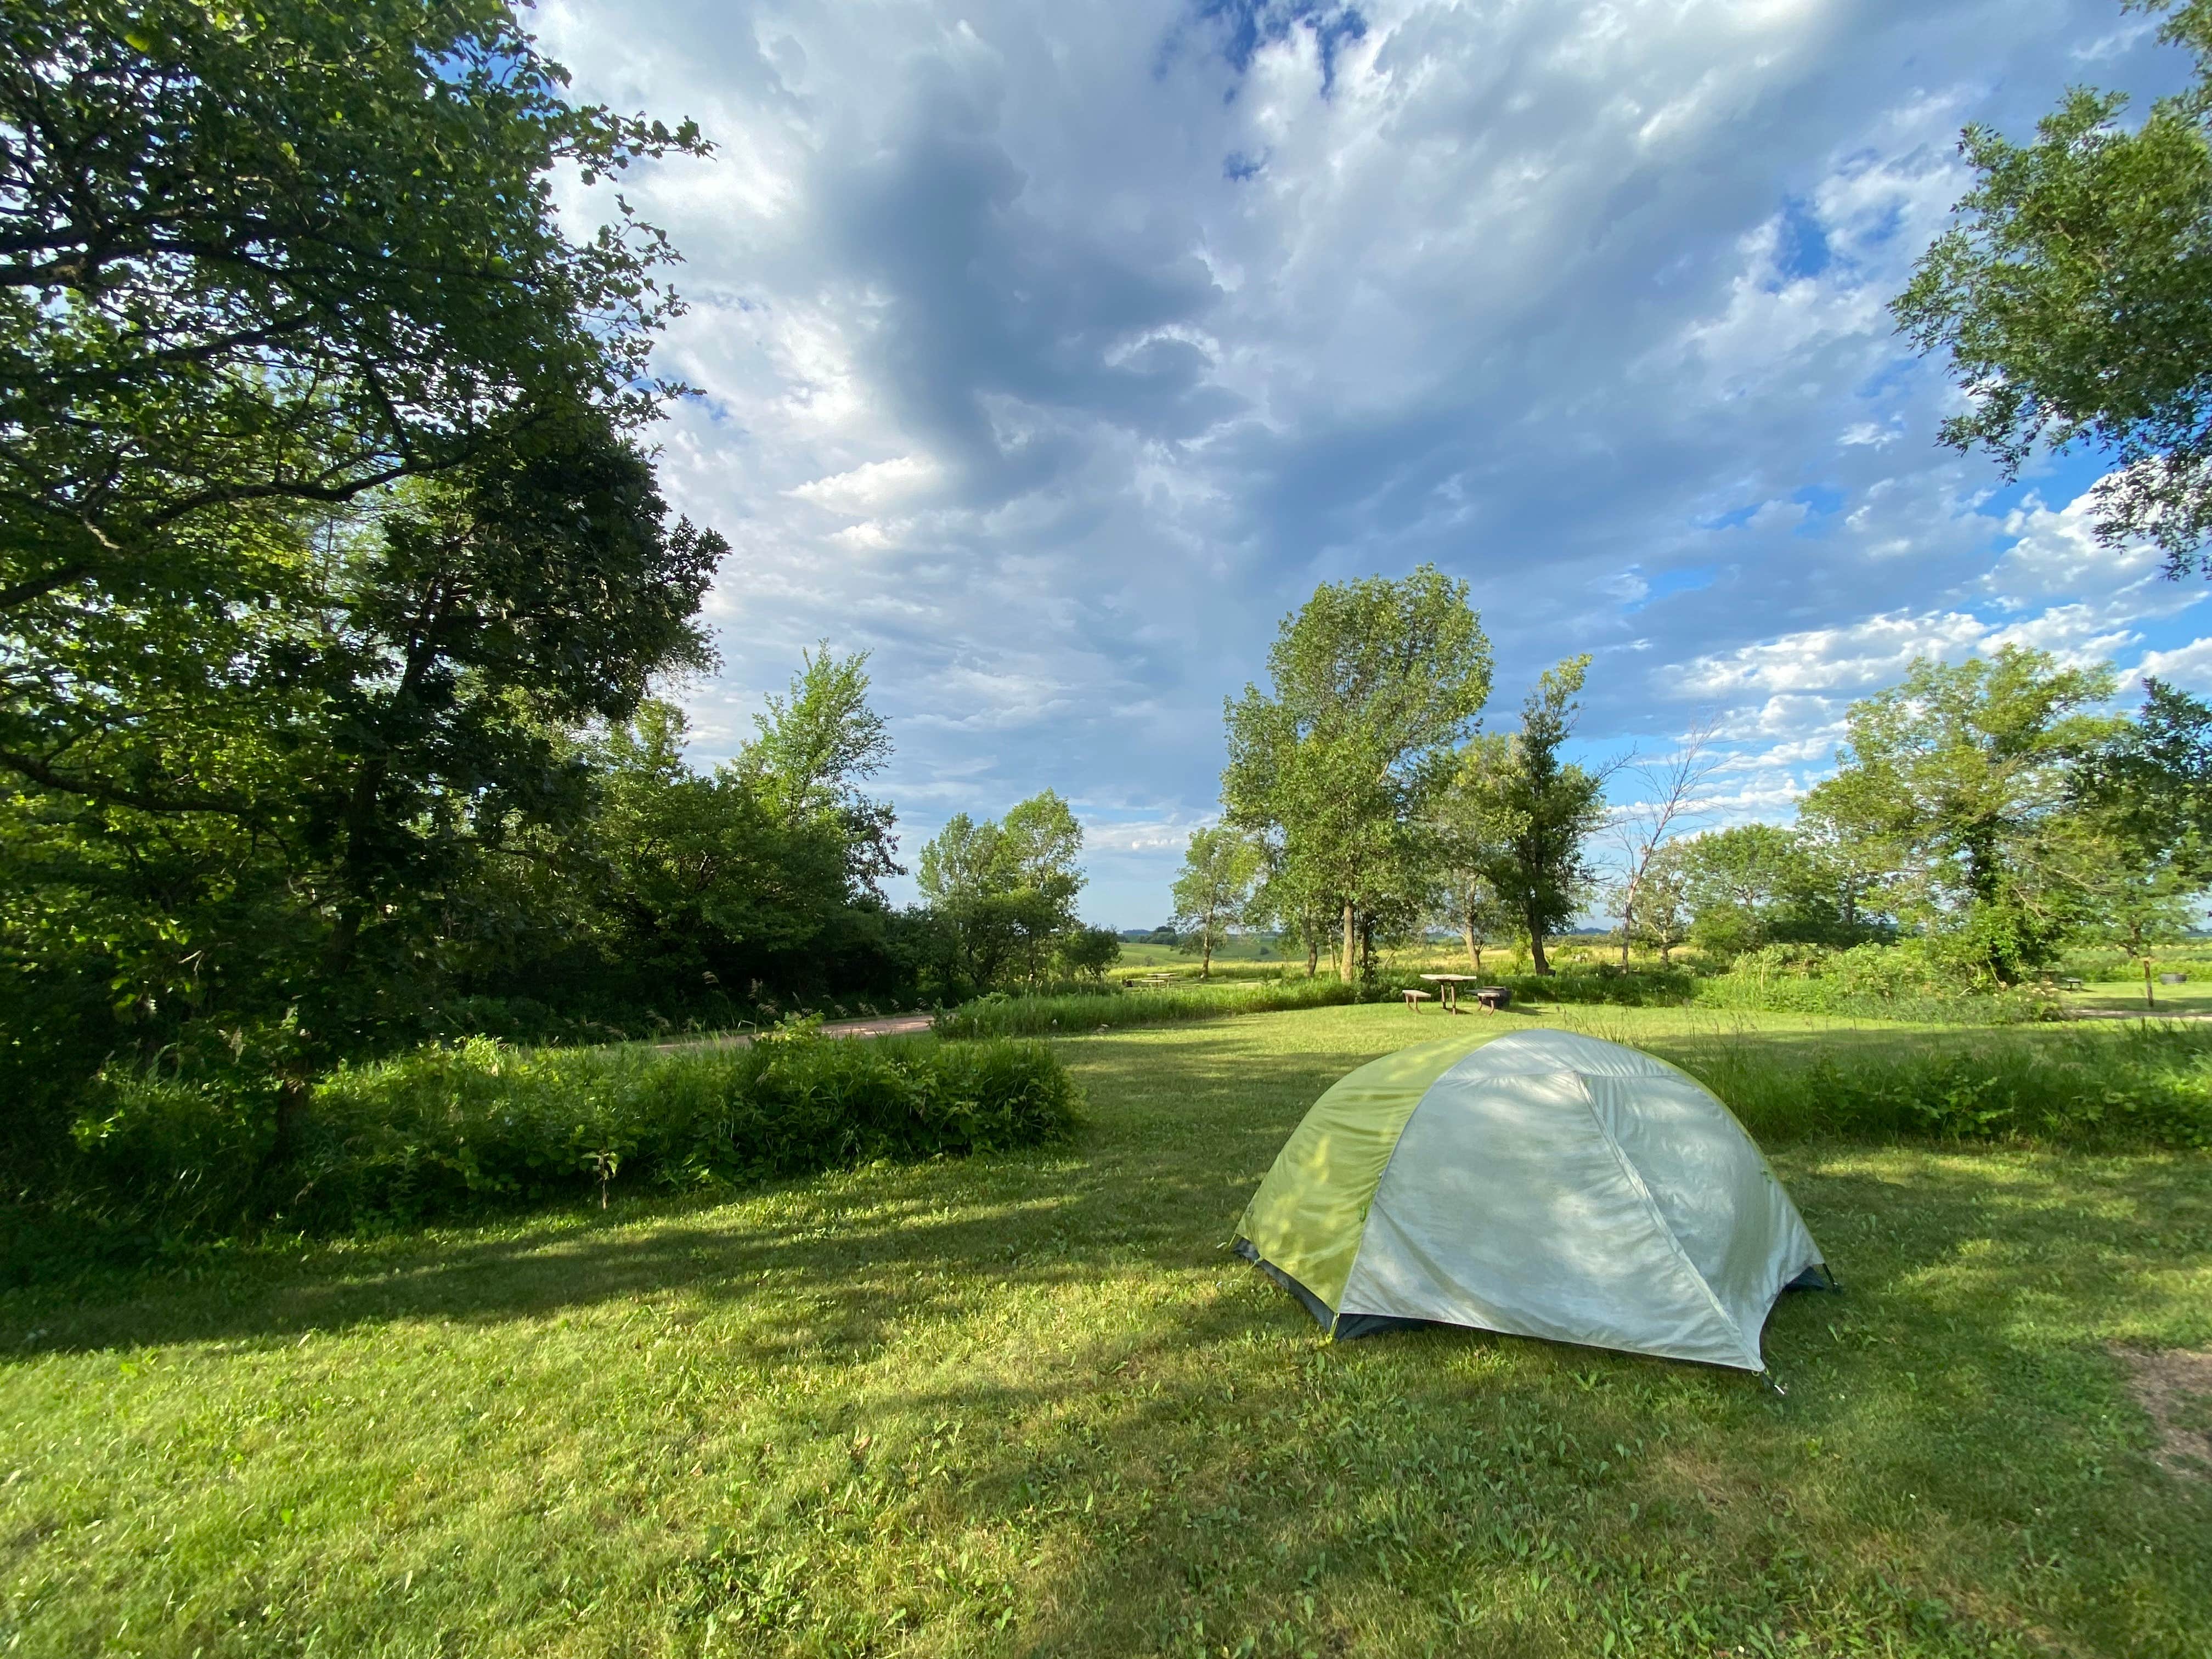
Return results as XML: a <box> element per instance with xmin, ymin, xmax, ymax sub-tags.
<box><xmin>1690</xmin><ymin>941</ymin><xmax>2054</xmax><ymax>1023</ymax></box>
<box><xmin>1459</xmin><ymin>966</ymin><xmax>1694</xmax><ymax>1008</ymax></box>
<box><xmin>59</xmin><ymin>1032</ymin><xmax>1079</xmax><ymax>1238</ymax></box>
<box><xmin>1656</xmin><ymin>1022</ymin><xmax>2212</xmax><ymax>1149</ymax></box>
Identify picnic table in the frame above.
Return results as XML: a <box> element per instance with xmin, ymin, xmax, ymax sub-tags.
<box><xmin>1417</xmin><ymin>974</ymin><xmax>1510</xmax><ymax>1014</ymax></box>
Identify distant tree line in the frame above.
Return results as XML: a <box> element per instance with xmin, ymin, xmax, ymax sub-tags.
<box><xmin>1172</xmin><ymin>575</ymin><xmax>2212</xmax><ymax>989</ymax></box>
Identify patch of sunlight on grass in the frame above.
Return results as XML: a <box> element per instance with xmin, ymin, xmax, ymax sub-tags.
<box><xmin>1</xmin><ymin>1000</ymin><xmax>2207</xmax><ymax>1656</ymax></box>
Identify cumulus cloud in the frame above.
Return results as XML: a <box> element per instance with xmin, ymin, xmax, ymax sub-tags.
<box><xmin>533</xmin><ymin>0</ymin><xmax>2197</xmax><ymax>922</ymax></box>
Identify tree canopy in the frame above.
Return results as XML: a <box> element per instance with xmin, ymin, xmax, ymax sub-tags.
<box><xmin>1222</xmin><ymin>567</ymin><xmax>1490</xmax><ymax>980</ymax></box>
<box><xmin>1803</xmin><ymin>646</ymin><xmax>2121</xmax><ymax>981</ymax></box>
<box><xmin>1446</xmin><ymin>656</ymin><xmax>1607</xmax><ymax>975</ymax></box>
<box><xmin>1897</xmin><ymin>0</ymin><xmax>2212</xmax><ymax>572</ymax></box>
<box><xmin>1</xmin><ymin>0</ymin><xmax>708</xmax><ymax>619</ymax></box>
<box><xmin>1171</xmin><ymin>826</ymin><xmax>1262</xmax><ymax>977</ymax></box>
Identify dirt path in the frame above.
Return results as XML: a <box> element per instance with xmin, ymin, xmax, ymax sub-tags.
<box><xmin>653</xmin><ymin>1012</ymin><xmax>934</xmax><ymax>1052</ymax></box>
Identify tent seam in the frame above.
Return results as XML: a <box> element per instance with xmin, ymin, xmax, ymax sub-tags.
<box><xmin>1573</xmin><ymin>1071</ymin><xmax>1763</xmax><ymax>1371</ymax></box>
<box><xmin>1331</xmin><ymin>1049</ymin><xmax>1483</xmax><ymax>1324</ymax></box>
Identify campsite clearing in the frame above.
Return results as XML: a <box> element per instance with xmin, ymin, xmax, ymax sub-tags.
<box><xmin>2</xmin><ymin>1001</ymin><xmax>2208</xmax><ymax>1657</ymax></box>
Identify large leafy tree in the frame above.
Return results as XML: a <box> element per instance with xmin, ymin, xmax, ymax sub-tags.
<box><xmin>1221</xmin><ymin>568</ymin><xmax>1490</xmax><ymax>983</ymax></box>
<box><xmin>2083</xmin><ymin>674</ymin><xmax>2212</xmax><ymax>864</ymax></box>
<box><xmin>1801</xmin><ymin>647</ymin><xmax>2121</xmax><ymax>983</ymax></box>
<box><xmin>0</xmin><ymin>3</ymin><xmax>724</xmax><ymax>1130</ymax></box>
<box><xmin>916</xmin><ymin>792</ymin><xmax>1087</xmax><ymax>991</ymax></box>
<box><xmin>1</xmin><ymin>0</ymin><xmax>707</xmax><ymax>619</ymax></box>
<box><xmin>1896</xmin><ymin>0</ymin><xmax>2212</xmax><ymax>571</ymax></box>
<box><xmin>3</xmin><ymin>413</ymin><xmax>728</xmax><ymax>1149</ymax></box>
<box><xmin>2071</xmin><ymin>675</ymin><xmax>2212</xmax><ymax>978</ymax></box>
<box><xmin>1669</xmin><ymin>823</ymin><xmax>1842</xmax><ymax>962</ymax></box>
<box><xmin>545</xmin><ymin>682</ymin><xmax>902</xmax><ymax>1017</ymax></box>
<box><xmin>735</xmin><ymin>646</ymin><xmax>900</xmax><ymax>895</ymax></box>
<box><xmin>1447</xmin><ymin>656</ymin><xmax>1607</xmax><ymax>975</ymax></box>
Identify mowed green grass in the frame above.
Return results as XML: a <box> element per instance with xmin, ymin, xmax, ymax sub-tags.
<box><xmin>3</xmin><ymin>1003</ymin><xmax>2209</xmax><ymax>1657</ymax></box>
<box><xmin>2069</xmin><ymin>977</ymin><xmax>2212</xmax><ymax>1015</ymax></box>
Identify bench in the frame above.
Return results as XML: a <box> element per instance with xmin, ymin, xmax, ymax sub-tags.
<box><xmin>1402</xmin><ymin>989</ymin><xmax>1434</xmax><ymax>1011</ymax></box>
<box><xmin>1474</xmin><ymin>986</ymin><xmax>1511</xmax><ymax>1012</ymax></box>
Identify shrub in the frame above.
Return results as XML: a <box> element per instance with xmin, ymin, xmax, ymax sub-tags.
<box><xmin>1451</xmin><ymin>965</ymin><xmax>1695</xmax><ymax>1008</ymax></box>
<box><xmin>54</xmin><ymin>1032</ymin><xmax>1079</xmax><ymax>1239</ymax></box>
<box><xmin>1691</xmin><ymin>941</ymin><xmax>2055</xmax><ymax>1023</ymax></box>
<box><xmin>1649</xmin><ymin>1021</ymin><xmax>2212</xmax><ymax>1149</ymax></box>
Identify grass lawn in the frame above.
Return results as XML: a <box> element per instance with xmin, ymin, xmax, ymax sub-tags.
<box><xmin>2068</xmin><ymin>978</ymin><xmax>2212</xmax><ymax>1016</ymax></box>
<box><xmin>4</xmin><ymin>1002</ymin><xmax>2209</xmax><ymax>1657</ymax></box>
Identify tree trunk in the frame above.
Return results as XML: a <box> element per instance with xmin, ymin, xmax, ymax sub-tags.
<box><xmin>1527</xmin><ymin>904</ymin><xmax>1551</xmax><ymax>976</ymax></box>
<box><xmin>1341</xmin><ymin>901</ymin><xmax>1356</xmax><ymax>983</ymax></box>
<box><xmin>1304</xmin><ymin>928</ymin><xmax>1318</xmax><ymax>978</ymax></box>
<box><xmin>1200</xmin><ymin>918</ymin><xmax>1214</xmax><ymax>978</ymax></box>
<box><xmin>1462</xmin><ymin>922</ymin><xmax>1478</xmax><ymax>971</ymax></box>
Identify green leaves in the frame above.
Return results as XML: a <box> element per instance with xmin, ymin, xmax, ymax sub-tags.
<box><xmin>1897</xmin><ymin>0</ymin><xmax>2212</xmax><ymax>571</ymax></box>
<box><xmin>917</xmin><ymin>793</ymin><xmax>1090</xmax><ymax>992</ymax></box>
<box><xmin>1443</xmin><ymin>656</ymin><xmax>1606</xmax><ymax>973</ymax></box>
<box><xmin>1169</xmin><ymin>827</ymin><xmax>1264</xmax><ymax>973</ymax></box>
<box><xmin>1223</xmin><ymin>567</ymin><xmax>1491</xmax><ymax>976</ymax></box>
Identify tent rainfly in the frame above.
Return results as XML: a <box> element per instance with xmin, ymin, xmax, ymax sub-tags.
<box><xmin>1234</xmin><ymin>1029</ymin><xmax>1830</xmax><ymax>1370</ymax></box>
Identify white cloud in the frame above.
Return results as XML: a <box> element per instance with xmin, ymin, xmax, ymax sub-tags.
<box><xmin>2134</xmin><ymin>637</ymin><xmax>2212</xmax><ymax>692</ymax></box>
<box><xmin>529</xmin><ymin>0</ymin><xmax>2188</xmax><ymax>922</ymax></box>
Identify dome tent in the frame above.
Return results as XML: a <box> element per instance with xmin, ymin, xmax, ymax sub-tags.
<box><xmin>1233</xmin><ymin>1029</ymin><xmax>1830</xmax><ymax>1370</ymax></box>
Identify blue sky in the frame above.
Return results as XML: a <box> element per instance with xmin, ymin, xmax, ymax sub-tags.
<box><xmin>542</xmin><ymin>0</ymin><xmax>2209</xmax><ymax>927</ymax></box>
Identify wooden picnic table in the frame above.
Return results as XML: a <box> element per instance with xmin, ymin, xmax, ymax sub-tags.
<box><xmin>1417</xmin><ymin>974</ymin><xmax>1509</xmax><ymax>1014</ymax></box>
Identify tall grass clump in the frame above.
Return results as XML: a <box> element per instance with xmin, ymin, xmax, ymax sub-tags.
<box><xmin>1654</xmin><ymin>1021</ymin><xmax>2212</xmax><ymax>1149</ymax></box>
<box><xmin>58</xmin><ymin>1032</ymin><xmax>1079</xmax><ymax>1241</ymax></box>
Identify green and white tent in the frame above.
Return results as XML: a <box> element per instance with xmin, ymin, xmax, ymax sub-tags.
<box><xmin>1234</xmin><ymin>1029</ymin><xmax>1828</xmax><ymax>1370</ymax></box>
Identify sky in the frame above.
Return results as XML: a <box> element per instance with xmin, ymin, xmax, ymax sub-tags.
<box><xmin>537</xmin><ymin>0</ymin><xmax>2210</xmax><ymax>928</ymax></box>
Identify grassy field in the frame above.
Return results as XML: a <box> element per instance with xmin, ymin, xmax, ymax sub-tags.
<box><xmin>4</xmin><ymin>1002</ymin><xmax>2209</xmax><ymax>1656</ymax></box>
<box><xmin>2071</xmin><ymin>977</ymin><xmax>2212</xmax><ymax>1015</ymax></box>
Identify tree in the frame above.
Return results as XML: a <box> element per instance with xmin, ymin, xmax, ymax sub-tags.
<box><xmin>1800</xmin><ymin>646</ymin><xmax>2121</xmax><ymax>983</ymax></box>
<box><xmin>1604</xmin><ymin>716</ymin><xmax>1718</xmax><ymax>966</ymax></box>
<box><xmin>1448</xmin><ymin>656</ymin><xmax>1608</xmax><ymax>975</ymax></box>
<box><xmin>2</xmin><ymin>0</ymin><xmax>708</xmax><ymax>623</ymax></box>
<box><xmin>1895</xmin><ymin>1</ymin><xmax>2212</xmax><ymax>572</ymax></box>
<box><xmin>1435</xmin><ymin>865</ymin><xmax>1517</xmax><ymax>973</ymax></box>
<box><xmin>1222</xmin><ymin>568</ymin><xmax>1491</xmax><ymax>983</ymax></box>
<box><xmin>738</xmin><ymin>646</ymin><xmax>899</xmax><ymax>895</ymax></box>
<box><xmin>1673</xmin><ymin>823</ymin><xmax>1819</xmax><ymax>962</ymax></box>
<box><xmin>2073</xmin><ymin>675</ymin><xmax>2212</xmax><ymax>998</ymax></box>
<box><xmin>0</xmin><ymin>2</ymin><xmax>727</xmax><ymax>1135</ymax></box>
<box><xmin>301</xmin><ymin>418</ymin><xmax>724</xmax><ymax>1002</ymax></box>
<box><xmin>1246</xmin><ymin>850</ymin><xmax>1336</xmax><ymax>978</ymax></box>
<box><xmin>1170</xmin><ymin>826</ymin><xmax>1262</xmax><ymax>977</ymax></box>
<box><xmin>915</xmin><ymin>792</ymin><xmax>1088</xmax><ymax>990</ymax></box>
<box><xmin>1054</xmin><ymin>926</ymin><xmax>1123</xmax><ymax>981</ymax></box>
<box><xmin>0</xmin><ymin>411</ymin><xmax>728</xmax><ymax>1125</ymax></box>
<box><xmin>1627</xmin><ymin>840</ymin><xmax>1695</xmax><ymax>962</ymax></box>
<box><xmin>2082</xmin><ymin>675</ymin><xmax>2212</xmax><ymax>870</ymax></box>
